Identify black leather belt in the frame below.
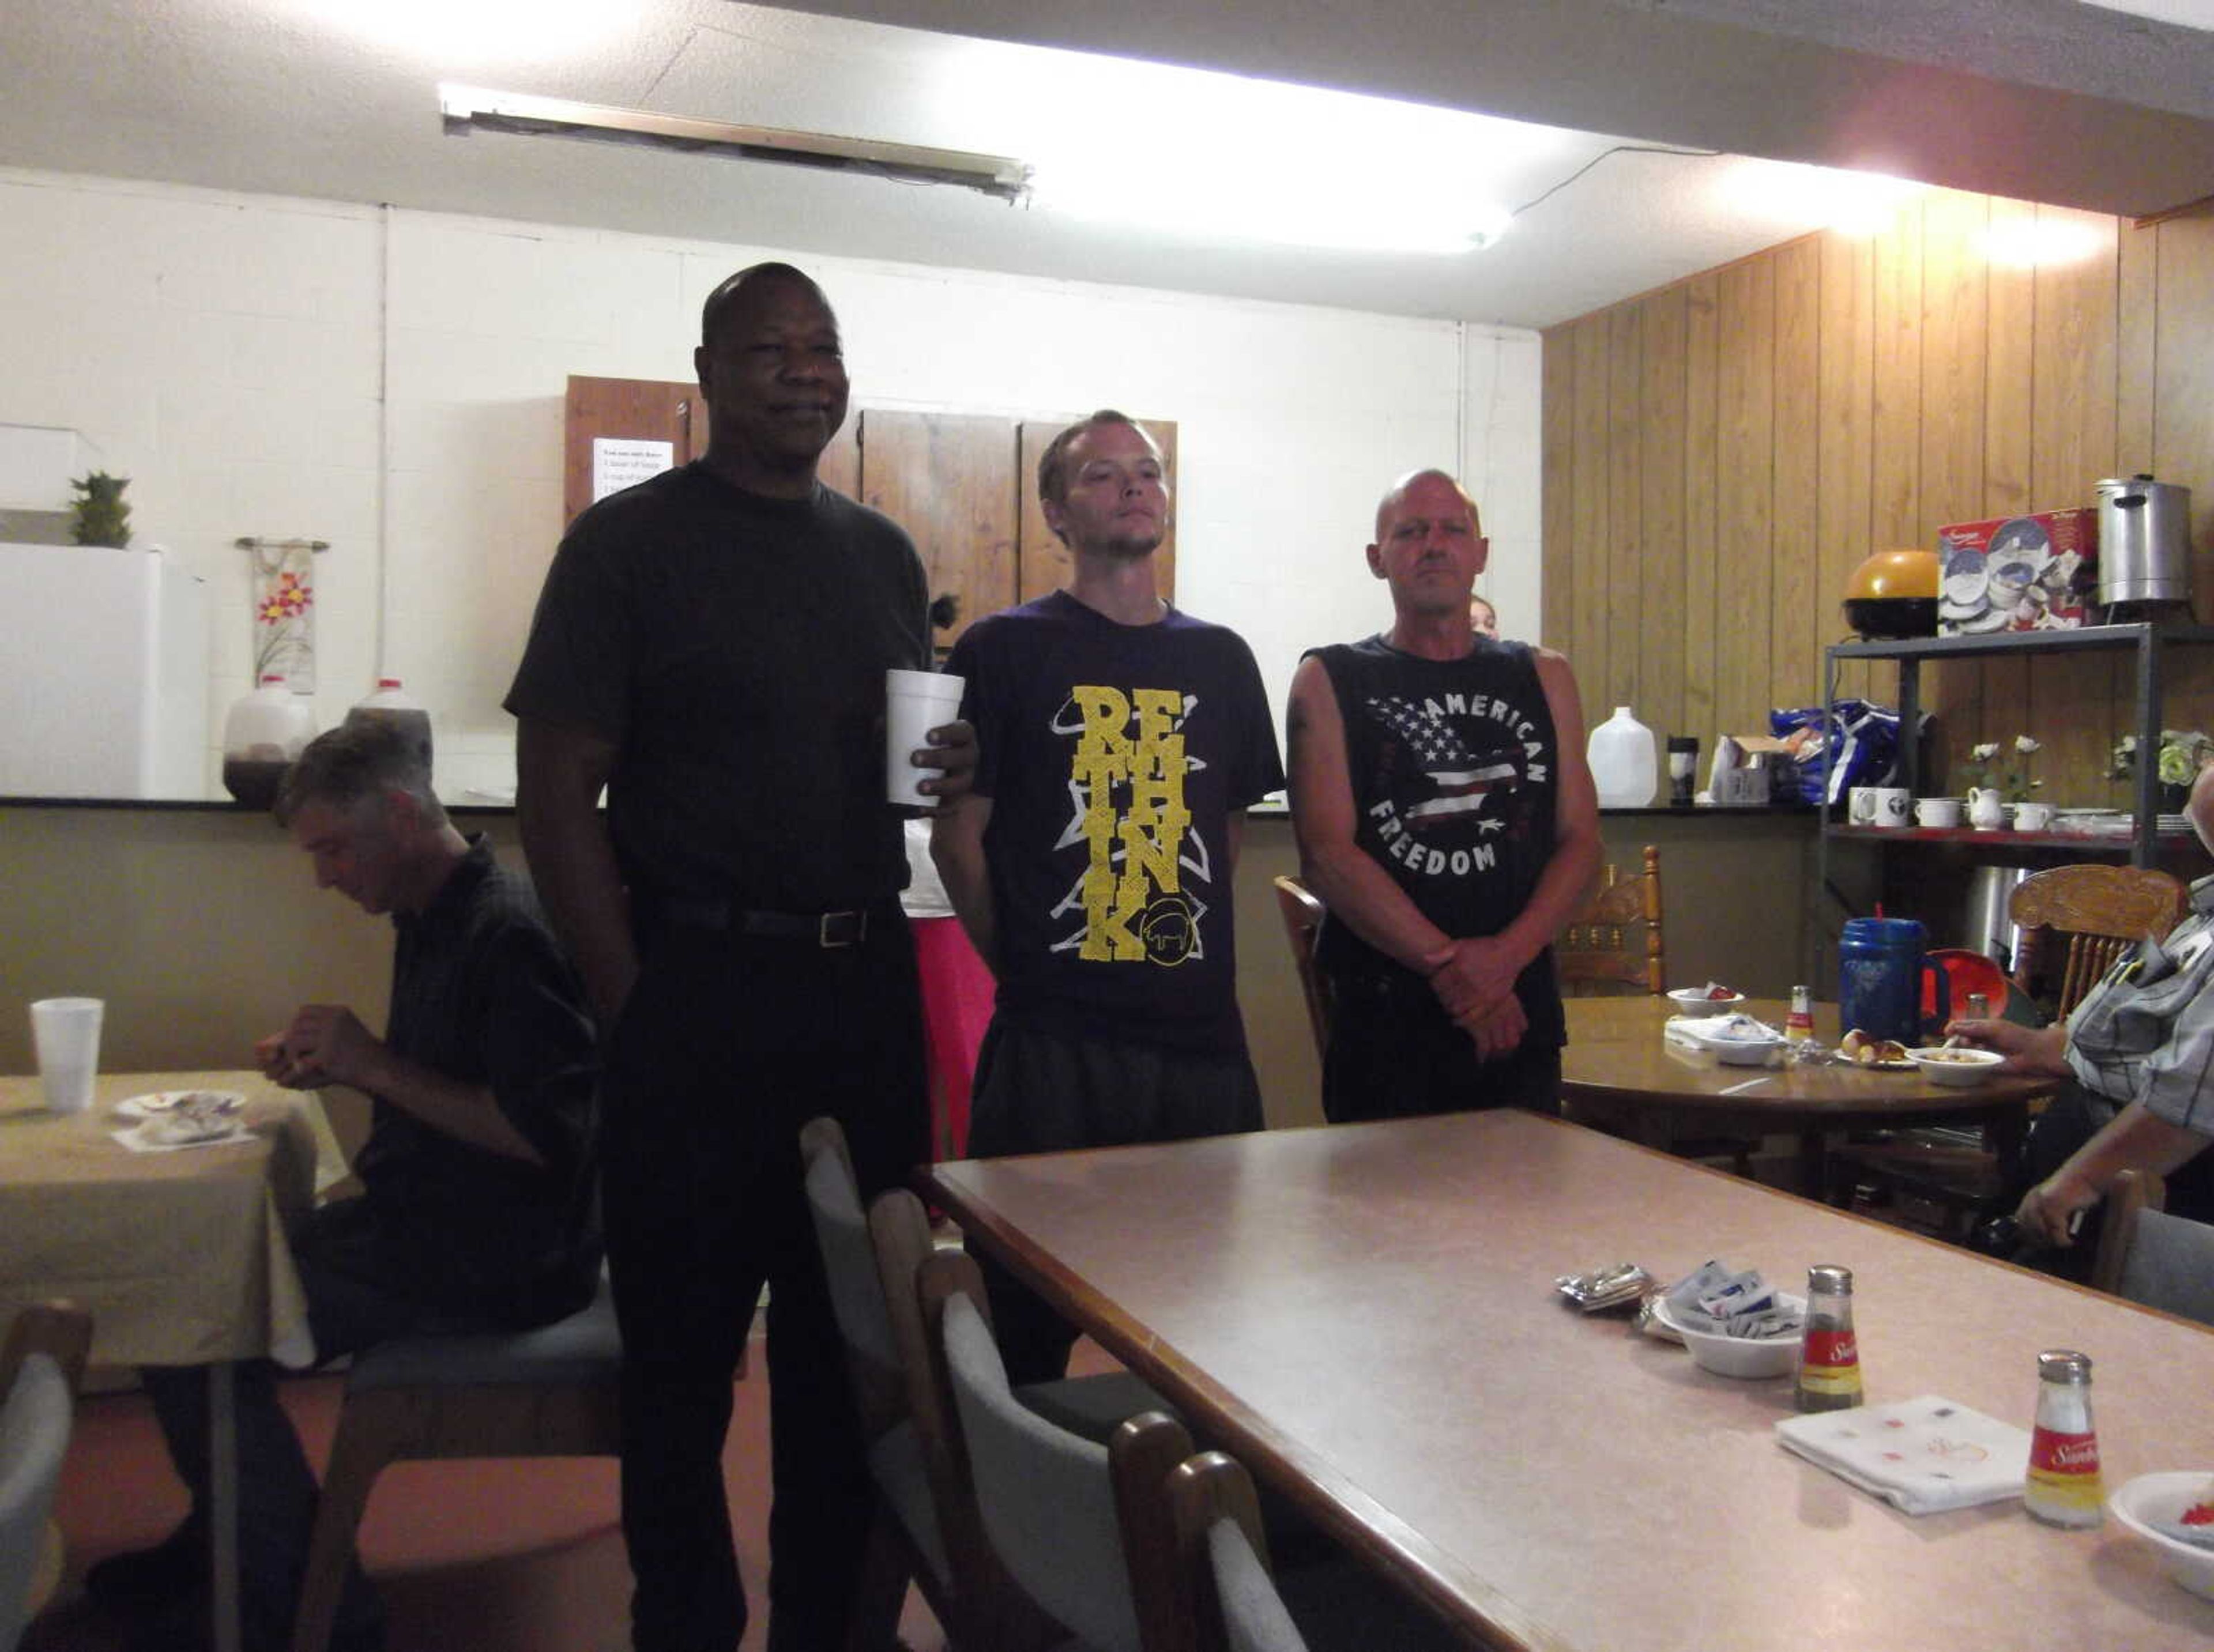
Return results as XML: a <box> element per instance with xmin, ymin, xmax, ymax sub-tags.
<box><xmin>644</xmin><ymin>896</ymin><xmax>871</xmax><ymax>948</ymax></box>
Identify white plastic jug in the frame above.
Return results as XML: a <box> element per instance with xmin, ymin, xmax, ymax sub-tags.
<box><xmin>221</xmin><ymin>673</ymin><xmax>317</xmax><ymax>809</ymax></box>
<box><xmin>1586</xmin><ymin>706</ymin><xmax>1658</xmax><ymax>808</ymax></box>
<box><xmin>344</xmin><ymin>677</ymin><xmax>433</xmax><ymax>775</ymax></box>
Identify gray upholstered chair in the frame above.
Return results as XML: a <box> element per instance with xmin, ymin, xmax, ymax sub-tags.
<box><xmin>1169</xmin><ymin>1451</ymin><xmax>1308</xmax><ymax>1652</ymax></box>
<box><xmin>2110</xmin><ymin>1171</ymin><xmax>2214</xmax><ymax>1328</ymax></box>
<box><xmin>918</xmin><ymin>1245</ymin><xmax>1193</xmax><ymax>1652</ymax></box>
<box><xmin>1158</xmin><ymin>1446</ymin><xmax>1466</xmax><ymax>1652</ymax></box>
<box><xmin>802</xmin><ymin>1117</ymin><xmax>1168</xmax><ymax>1648</ymax></box>
<box><xmin>289</xmin><ymin>1280</ymin><xmax>624</xmax><ymax>1652</ymax></box>
<box><xmin>0</xmin><ymin>1303</ymin><xmax>92</xmax><ymax>1652</ymax></box>
<box><xmin>800</xmin><ymin>1117</ymin><xmax>961</xmax><ymax>1646</ymax></box>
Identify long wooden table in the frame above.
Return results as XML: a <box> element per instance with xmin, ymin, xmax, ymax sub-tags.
<box><xmin>927</xmin><ymin>1111</ymin><xmax>2214</xmax><ymax>1651</ymax></box>
<box><xmin>1</xmin><ymin>1070</ymin><xmax>330</xmax><ymax>1652</ymax></box>
<box><xmin>1561</xmin><ymin>996</ymin><xmax>2055</xmax><ymax>1190</ymax></box>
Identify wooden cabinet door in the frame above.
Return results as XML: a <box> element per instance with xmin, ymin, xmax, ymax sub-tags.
<box><xmin>563</xmin><ymin>376</ymin><xmax>702</xmax><ymax>525</ymax></box>
<box><xmin>1017</xmin><ymin>417</ymin><xmax>1178</xmax><ymax>605</ymax></box>
<box><xmin>859</xmin><ymin>411</ymin><xmax>1016</xmax><ymax>649</ymax></box>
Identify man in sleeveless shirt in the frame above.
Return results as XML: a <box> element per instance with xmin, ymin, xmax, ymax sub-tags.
<box><xmin>931</xmin><ymin>410</ymin><xmax>1284</xmax><ymax>1381</ymax></box>
<box><xmin>1287</xmin><ymin>470</ymin><xmax>1602</xmax><ymax>1122</ymax></box>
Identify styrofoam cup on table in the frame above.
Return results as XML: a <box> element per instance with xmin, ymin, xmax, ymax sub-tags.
<box><xmin>886</xmin><ymin>669</ymin><xmax>966</xmax><ymax>806</ymax></box>
<box><xmin>29</xmin><ymin>996</ymin><xmax>104</xmax><ymax>1114</ymax></box>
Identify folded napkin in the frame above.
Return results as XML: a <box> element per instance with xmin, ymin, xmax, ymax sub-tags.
<box><xmin>1664</xmin><ymin>1013</ymin><xmax>1784</xmax><ymax>1048</ymax></box>
<box><xmin>1776</xmin><ymin>1396</ymin><xmax>2030</xmax><ymax>1514</ymax></box>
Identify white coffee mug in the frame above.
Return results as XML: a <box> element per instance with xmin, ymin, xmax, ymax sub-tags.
<box><xmin>1871</xmin><ymin>787</ymin><xmax>1911</xmax><ymax>827</ymax></box>
<box><xmin>1914</xmin><ymin>797</ymin><xmax>1963</xmax><ymax>828</ymax></box>
<box><xmin>1848</xmin><ymin>786</ymin><xmax>1880</xmax><ymax>826</ymax></box>
<box><xmin>2013</xmin><ymin>801</ymin><xmax>2054</xmax><ymax>832</ymax></box>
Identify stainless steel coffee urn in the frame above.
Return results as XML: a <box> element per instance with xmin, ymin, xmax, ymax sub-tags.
<box><xmin>2097</xmin><ymin>473</ymin><xmax>2194</xmax><ymax>609</ymax></box>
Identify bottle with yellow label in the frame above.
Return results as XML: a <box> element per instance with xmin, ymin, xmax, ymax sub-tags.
<box><xmin>1786</xmin><ymin>985</ymin><xmax>1816</xmax><ymax>1042</ymax></box>
<box><xmin>1794</xmin><ymin>1265</ymin><xmax>1864</xmax><ymax>1412</ymax></box>
<box><xmin>2025</xmin><ymin>1349</ymin><xmax>2104</xmax><ymax>1527</ymax></box>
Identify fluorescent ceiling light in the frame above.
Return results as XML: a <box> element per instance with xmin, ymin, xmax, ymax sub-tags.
<box><xmin>943</xmin><ymin>52</ymin><xmax>1537</xmax><ymax>255</ymax></box>
<box><xmin>438</xmin><ymin>84</ymin><xmax>1031</xmax><ymax>202</ymax></box>
<box><xmin>1716</xmin><ymin>160</ymin><xmax>1920</xmax><ymax>236</ymax></box>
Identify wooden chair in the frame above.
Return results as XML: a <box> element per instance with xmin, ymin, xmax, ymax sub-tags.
<box><xmin>1152</xmin><ymin>1445</ymin><xmax>1466</xmax><ymax>1652</ymax></box>
<box><xmin>1271</xmin><ymin>876</ymin><xmax>1332</xmax><ymax>1062</ymax></box>
<box><xmin>918</xmin><ymin>1245</ymin><xmax>1191</xmax><ymax>1652</ymax></box>
<box><xmin>2010</xmin><ymin>863</ymin><xmax>2190</xmax><ymax>1016</ymax></box>
<box><xmin>289</xmin><ymin>1281</ymin><xmax>624</xmax><ymax>1652</ymax></box>
<box><xmin>868</xmin><ymin>1180</ymin><xmax>1169</xmax><ymax>1650</ymax></box>
<box><xmin>2090</xmin><ymin>1168</ymin><xmax>2164</xmax><ymax>1298</ymax></box>
<box><xmin>2095</xmin><ymin>1167</ymin><xmax>2214</xmax><ymax>1326</ymax></box>
<box><xmin>1557</xmin><ymin>844</ymin><xmax>1664</xmax><ymax>997</ymax></box>
<box><xmin>1</xmin><ymin>1303</ymin><xmax>92</xmax><ymax>1652</ymax></box>
<box><xmin>1555</xmin><ymin>846</ymin><xmax>1755</xmax><ymax>1173</ymax></box>
<box><xmin>1166</xmin><ymin>1452</ymin><xmax>1306</xmax><ymax>1652</ymax></box>
<box><xmin>799</xmin><ymin>1117</ymin><xmax>966</xmax><ymax>1647</ymax></box>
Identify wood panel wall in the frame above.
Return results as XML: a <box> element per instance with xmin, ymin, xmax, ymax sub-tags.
<box><xmin>1542</xmin><ymin>194</ymin><xmax>2214</xmax><ymax>810</ymax></box>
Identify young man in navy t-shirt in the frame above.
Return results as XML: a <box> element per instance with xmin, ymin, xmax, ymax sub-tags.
<box><xmin>932</xmin><ymin>410</ymin><xmax>1283</xmax><ymax>1382</ymax></box>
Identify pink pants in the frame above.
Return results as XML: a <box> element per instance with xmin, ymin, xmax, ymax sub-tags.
<box><xmin>909</xmin><ymin>915</ymin><xmax>994</xmax><ymax>1159</ymax></box>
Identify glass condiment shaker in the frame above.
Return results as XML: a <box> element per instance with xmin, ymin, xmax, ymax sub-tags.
<box><xmin>2025</xmin><ymin>1349</ymin><xmax>2104</xmax><ymax>1527</ymax></box>
<box><xmin>1786</xmin><ymin>985</ymin><xmax>1816</xmax><ymax>1042</ymax></box>
<box><xmin>1966</xmin><ymin>991</ymin><xmax>1990</xmax><ymax>1022</ymax></box>
<box><xmin>1794</xmin><ymin>1265</ymin><xmax>1864</xmax><ymax>1412</ymax></box>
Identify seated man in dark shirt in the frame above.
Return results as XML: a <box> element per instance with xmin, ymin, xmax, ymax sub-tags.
<box><xmin>96</xmin><ymin>720</ymin><xmax>600</xmax><ymax>1652</ymax></box>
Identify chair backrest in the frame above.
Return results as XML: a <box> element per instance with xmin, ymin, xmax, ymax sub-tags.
<box><xmin>918</xmin><ymin>1247</ymin><xmax>1189</xmax><ymax>1652</ymax></box>
<box><xmin>0</xmin><ymin>1305</ymin><xmax>91</xmax><ymax>1652</ymax></box>
<box><xmin>2010</xmin><ymin>863</ymin><xmax>2190</xmax><ymax>1016</ymax></box>
<box><xmin>799</xmin><ymin>1117</ymin><xmax>906</xmax><ymax>1441</ymax></box>
<box><xmin>1272</xmin><ymin>876</ymin><xmax>1332</xmax><ymax>1059</ymax></box>
<box><xmin>870</xmin><ymin>1186</ymin><xmax>1054</xmax><ymax>1649</ymax></box>
<box><xmin>2089</xmin><ymin>1167</ymin><xmax>2164</xmax><ymax>1298</ymax></box>
<box><xmin>2115</xmin><ymin>1188</ymin><xmax>2214</xmax><ymax>1329</ymax></box>
<box><xmin>1169</xmin><ymin>1452</ymin><xmax>1308</xmax><ymax>1652</ymax></box>
<box><xmin>1556</xmin><ymin>844</ymin><xmax>1664</xmax><ymax>997</ymax></box>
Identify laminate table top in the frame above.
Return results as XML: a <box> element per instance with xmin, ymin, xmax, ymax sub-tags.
<box><xmin>1561</xmin><ymin>996</ymin><xmax>2055</xmax><ymax>1130</ymax></box>
<box><xmin>927</xmin><ymin>1110</ymin><xmax>2214</xmax><ymax>1651</ymax></box>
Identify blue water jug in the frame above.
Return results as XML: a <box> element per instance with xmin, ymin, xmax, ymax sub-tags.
<box><xmin>1838</xmin><ymin>918</ymin><xmax>1949</xmax><ymax>1045</ymax></box>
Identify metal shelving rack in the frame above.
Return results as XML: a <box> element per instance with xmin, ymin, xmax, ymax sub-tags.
<box><xmin>1814</xmin><ymin>622</ymin><xmax>2214</xmax><ymax>974</ymax></box>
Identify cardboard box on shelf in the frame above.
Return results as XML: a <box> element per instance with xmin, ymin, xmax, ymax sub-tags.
<box><xmin>1936</xmin><ymin>507</ymin><xmax>2098</xmax><ymax>635</ymax></box>
<box><xmin>1708</xmin><ymin>736</ymin><xmax>1793</xmax><ymax>805</ymax></box>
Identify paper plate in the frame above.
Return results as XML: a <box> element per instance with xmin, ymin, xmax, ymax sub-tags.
<box><xmin>114</xmin><ymin>1089</ymin><xmax>244</xmax><ymax>1121</ymax></box>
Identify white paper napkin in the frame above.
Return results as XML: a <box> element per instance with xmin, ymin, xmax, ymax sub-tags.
<box><xmin>109</xmin><ymin>1119</ymin><xmax>253</xmax><ymax>1154</ymax></box>
<box><xmin>1776</xmin><ymin>1395</ymin><xmax>2030</xmax><ymax>1514</ymax></box>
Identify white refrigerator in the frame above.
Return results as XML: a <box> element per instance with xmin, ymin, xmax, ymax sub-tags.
<box><xmin>0</xmin><ymin>542</ymin><xmax>210</xmax><ymax>798</ymax></box>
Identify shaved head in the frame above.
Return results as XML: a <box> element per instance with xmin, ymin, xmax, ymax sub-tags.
<box><xmin>1374</xmin><ymin>469</ymin><xmax>1479</xmax><ymax>541</ymax></box>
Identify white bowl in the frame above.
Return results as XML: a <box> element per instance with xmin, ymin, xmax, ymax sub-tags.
<box><xmin>1652</xmin><ymin>1293</ymin><xmax>1805</xmax><ymax>1378</ymax></box>
<box><xmin>2110</xmin><ymin>1472</ymin><xmax>2214</xmax><ymax>1600</ymax></box>
<box><xmin>1667</xmin><ymin>987</ymin><xmax>1746</xmax><ymax>1017</ymax></box>
<box><xmin>1904</xmin><ymin>1046</ymin><xmax>2005</xmax><ymax>1087</ymax></box>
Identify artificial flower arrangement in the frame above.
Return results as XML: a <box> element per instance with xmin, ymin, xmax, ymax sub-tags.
<box><xmin>2109</xmin><ymin>729</ymin><xmax>2214</xmax><ymax>789</ymax></box>
<box><xmin>1959</xmin><ymin>734</ymin><xmax>2042</xmax><ymax>802</ymax></box>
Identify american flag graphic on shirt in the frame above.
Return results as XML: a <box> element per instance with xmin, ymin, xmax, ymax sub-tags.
<box><xmin>1367</xmin><ymin>695</ymin><xmax>1523</xmax><ymax>824</ymax></box>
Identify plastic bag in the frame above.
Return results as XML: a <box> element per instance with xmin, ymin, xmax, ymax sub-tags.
<box><xmin>1770</xmin><ymin>700</ymin><xmax>1901</xmax><ymax>805</ymax></box>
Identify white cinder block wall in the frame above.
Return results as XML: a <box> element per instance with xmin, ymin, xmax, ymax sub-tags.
<box><xmin>0</xmin><ymin>167</ymin><xmax>1543</xmax><ymax>801</ymax></box>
